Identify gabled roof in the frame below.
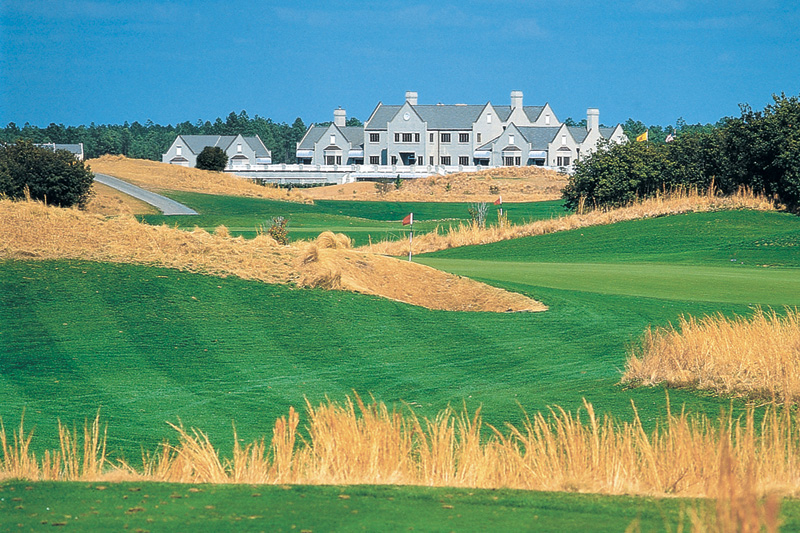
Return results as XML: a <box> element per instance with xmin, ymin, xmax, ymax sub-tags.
<box><xmin>365</xmin><ymin>104</ymin><xmax>402</xmax><ymax>129</ymax></box>
<box><xmin>599</xmin><ymin>127</ymin><xmax>616</xmax><ymax>139</ymax></box>
<box><xmin>296</xmin><ymin>126</ymin><xmax>325</xmax><ymax>150</ymax></box>
<box><xmin>492</xmin><ymin>106</ymin><xmax>514</xmax><ymax>122</ymax></box>
<box><xmin>339</xmin><ymin>126</ymin><xmax>364</xmax><ymax>146</ymax></box>
<box><xmin>523</xmin><ymin>106</ymin><xmax>545</xmax><ymax>122</ymax></box>
<box><xmin>414</xmin><ymin>105</ymin><xmax>484</xmax><ymax>130</ymax></box>
<box><xmin>567</xmin><ymin>126</ymin><xmax>590</xmax><ymax>143</ymax></box>
<box><xmin>179</xmin><ymin>135</ymin><xmax>236</xmax><ymax>154</ymax></box>
<box><xmin>517</xmin><ymin>126</ymin><xmax>562</xmax><ymax>149</ymax></box>
<box><xmin>242</xmin><ymin>136</ymin><xmax>271</xmax><ymax>157</ymax></box>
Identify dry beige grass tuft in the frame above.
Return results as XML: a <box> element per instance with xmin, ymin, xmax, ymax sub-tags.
<box><xmin>623</xmin><ymin>308</ymin><xmax>800</xmax><ymax>402</ymax></box>
<box><xmin>0</xmin><ymin>199</ymin><xmax>543</xmax><ymax>312</ymax></box>
<box><xmin>303</xmin><ymin>166</ymin><xmax>566</xmax><ymax>203</ymax></box>
<box><xmin>87</xmin><ymin>155</ymin><xmax>312</xmax><ymax>203</ymax></box>
<box><xmin>362</xmin><ymin>187</ymin><xmax>777</xmax><ymax>256</ymax></box>
<box><xmin>0</xmin><ymin>396</ymin><xmax>796</xmax><ymax>517</ymax></box>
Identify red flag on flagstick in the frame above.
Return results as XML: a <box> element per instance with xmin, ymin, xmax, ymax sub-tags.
<box><xmin>494</xmin><ymin>196</ymin><xmax>502</xmax><ymax>205</ymax></box>
<box><xmin>402</xmin><ymin>213</ymin><xmax>413</xmax><ymax>226</ymax></box>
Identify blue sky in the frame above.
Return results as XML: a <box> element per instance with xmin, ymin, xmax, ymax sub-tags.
<box><xmin>2</xmin><ymin>1</ymin><xmax>798</xmax><ymax>128</ymax></box>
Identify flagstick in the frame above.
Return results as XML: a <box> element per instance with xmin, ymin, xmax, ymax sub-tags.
<box><xmin>408</xmin><ymin>222</ymin><xmax>413</xmax><ymax>262</ymax></box>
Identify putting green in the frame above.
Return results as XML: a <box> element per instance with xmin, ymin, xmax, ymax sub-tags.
<box><xmin>416</xmin><ymin>259</ymin><xmax>800</xmax><ymax>307</ymax></box>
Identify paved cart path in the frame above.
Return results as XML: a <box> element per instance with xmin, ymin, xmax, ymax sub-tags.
<box><xmin>93</xmin><ymin>173</ymin><xmax>198</xmax><ymax>215</ymax></box>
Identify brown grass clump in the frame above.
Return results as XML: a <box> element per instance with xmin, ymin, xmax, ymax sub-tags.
<box><xmin>362</xmin><ymin>187</ymin><xmax>777</xmax><ymax>256</ymax></box>
<box><xmin>303</xmin><ymin>166</ymin><xmax>566</xmax><ymax>202</ymax></box>
<box><xmin>296</xmin><ymin>232</ymin><xmax>544</xmax><ymax>312</ymax></box>
<box><xmin>0</xmin><ymin>397</ymin><xmax>797</xmax><ymax>512</ymax></box>
<box><xmin>0</xmin><ymin>199</ymin><xmax>542</xmax><ymax>312</ymax></box>
<box><xmin>623</xmin><ymin>308</ymin><xmax>800</xmax><ymax>402</ymax></box>
<box><xmin>87</xmin><ymin>155</ymin><xmax>312</xmax><ymax>203</ymax></box>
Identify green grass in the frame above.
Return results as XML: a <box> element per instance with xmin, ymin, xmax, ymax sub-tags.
<box><xmin>2</xmin><ymin>212</ymin><xmax>798</xmax><ymax>456</ymax></box>
<box><xmin>138</xmin><ymin>192</ymin><xmax>565</xmax><ymax>245</ymax></box>
<box><xmin>5</xmin><ymin>481</ymin><xmax>799</xmax><ymax>532</ymax></box>
<box><xmin>2</xmin><ymin>207</ymin><xmax>799</xmax><ymax>529</ymax></box>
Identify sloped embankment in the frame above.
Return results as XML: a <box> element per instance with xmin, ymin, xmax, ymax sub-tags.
<box><xmin>0</xmin><ymin>200</ymin><xmax>545</xmax><ymax>313</ymax></box>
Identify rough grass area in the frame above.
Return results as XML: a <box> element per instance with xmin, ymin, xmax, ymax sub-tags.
<box><xmin>0</xmin><ymin>200</ymin><xmax>542</xmax><ymax>312</ymax></box>
<box><xmin>87</xmin><ymin>155</ymin><xmax>311</xmax><ymax>203</ymax></box>
<box><xmin>139</xmin><ymin>191</ymin><xmax>565</xmax><ymax>245</ymax></box>
<box><xmin>9</xmin><ymin>481</ymin><xmax>790</xmax><ymax>532</ymax></box>
<box><xmin>624</xmin><ymin>308</ymin><xmax>800</xmax><ymax>402</ymax></box>
<box><xmin>3</xmin><ymin>395</ymin><xmax>800</xmax><ymax>503</ymax></box>
<box><xmin>303</xmin><ymin>165</ymin><xmax>567</xmax><ymax>203</ymax></box>
<box><xmin>365</xmin><ymin>188</ymin><xmax>777</xmax><ymax>256</ymax></box>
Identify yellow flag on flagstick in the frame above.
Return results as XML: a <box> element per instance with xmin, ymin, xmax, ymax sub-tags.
<box><xmin>636</xmin><ymin>131</ymin><xmax>649</xmax><ymax>142</ymax></box>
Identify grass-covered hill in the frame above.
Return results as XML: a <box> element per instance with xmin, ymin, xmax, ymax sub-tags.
<box><xmin>1</xmin><ymin>209</ymin><xmax>797</xmax><ymax>459</ymax></box>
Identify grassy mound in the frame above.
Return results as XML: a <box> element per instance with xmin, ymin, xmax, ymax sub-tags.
<box><xmin>0</xmin><ymin>200</ymin><xmax>542</xmax><ymax>312</ymax></box>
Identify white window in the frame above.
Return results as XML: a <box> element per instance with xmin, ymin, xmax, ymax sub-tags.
<box><xmin>440</xmin><ymin>156</ymin><xmax>451</xmax><ymax>165</ymax></box>
<box><xmin>545</xmin><ymin>114</ymin><xmax>551</xmax><ymax>125</ymax></box>
<box><xmin>441</xmin><ymin>133</ymin><xmax>451</xmax><ymax>143</ymax></box>
<box><xmin>402</xmin><ymin>133</ymin><xmax>413</xmax><ymax>143</ymax></box>
<box><xmin>369</xmin><ymin>133</ymin><xmax>379</xmax><ymax>143</ymax></box>
<box><xmin>330</xmin><ymin>134</ymin><xmax>336</xmax><ymax>145</ymax></box>
<box><xmin>487</xmin><ymin>114</ymin><xmax>492</xmax><ymax>124</ymax></box>
<box><xmin>369</xmin><ymin>155</ymin><xmax>379</xmax><ymax>164</ymax></box>
<box><xmin>561</xmin><ymin>135</ymin><xmax>567</xmax><ymax>145</ymax></box>
<box><xmin>509</xmin><ymin>135</ymin><xmax>515</xmax><ymax>145</ymax></box>
<box><xmin>459</xmin><ymin>156</ymin><xmax>469</xmax><ymax>165</ymax></box>
<box><xmin>429</xmin><ymin>133</ymin><xmax>434</xmax><ymax>142</ymax></box>
<box><xmin>476</xmin><ymin>133</ymin><xmax>482</xmax><ymax>143</ymax></box>
<box><xmin>459</xmin><ymin>133</ymin><xmax>469</xmax><ymax>143</ymax></box>
<box><xmin>176</xmin><ymin>146</ymin><xmax>182</xmax><ymax>156</ymax></box>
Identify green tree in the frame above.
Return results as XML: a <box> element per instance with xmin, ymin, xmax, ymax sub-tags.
<box><xmin>196</xmin><ymin>146</ymin><xmax>228</xmax><ymax>171</ymax></box>
<box><xmin>721</xmin><ymin>93</ymin><xmax>800</xmax><ymax>211</ymax></box>
<box><xmin>562</xmin><ymin>139</ymin><xmax>668</xmax><ymax>210</ymax></box>
<box><xmin>0</xmin><ymin>140</ymin><xmax>94</xmax><ymax>208</ymax></box>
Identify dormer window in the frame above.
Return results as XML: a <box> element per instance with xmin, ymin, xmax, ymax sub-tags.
<box><xmin>330</xmin><ymin>134</ymin><xmax>336</xmax><ymax>145</ymax></box>
<box><xmin>237</xmin><ymin>143</ymin><xmax>242</xmax><ymax>153</ymax></box>
<box><xmin>545</xmin><ymin>114</ymin><xmax>551</xmax><ymax>125</ymax></box>
<box><xmin>176</xmin><ymin>146</ymin><xmax>182</xmax><ymax>156</ymax></box>
<box><xmin>561</xmin><ymin>135</ymin><xmax>567</xmax><ymax>145</ymax></box>
<box><xmin>509</xmin><ymin>135</ymin><xmax>515</xmax><ymax>145</ymax></box>
<box><xmin>487</xmin><ymin>114</ymin><xmax>492</xmax><ymax>124</ymax></box>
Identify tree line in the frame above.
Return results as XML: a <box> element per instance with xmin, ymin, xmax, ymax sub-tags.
<box><xmin>0</xmin><ymin>111</ymin><xmax>358</xmax><ymax>164</ymax></box>
<box><xmin>564</xmin><ymin>93</ymin><xmax>800</xmax><ymax>213</ymax></box>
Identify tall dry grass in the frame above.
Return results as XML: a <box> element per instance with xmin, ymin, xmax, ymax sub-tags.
<box><xmin>623</xmin><ymin>308</ymin><xmax>800</xmax><ymax>402</ymax></box>
<box><xmin>1</xmin><ymin>396</ymin><xmax>799</xmax><ymax>506</ymax></box>
<box><xmin>0</xmin><ymin>199</ymin><xmax>543</xmax><ymax>312</ymax></box>
<box><xmin>88</xmin><ymin>155</ymin><xmax>312</xmax><ymax>203</ymax></box>
<box><xmin>361</xmin><ymin>187</ymin><xmax>777</xmax><ymax>256</ymax></box>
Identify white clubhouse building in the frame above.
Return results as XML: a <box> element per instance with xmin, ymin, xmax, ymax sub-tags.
<box><xmin>163</xmin><ymin>91</ymin><xmax>626</xmax><ymax>184</ymax></box>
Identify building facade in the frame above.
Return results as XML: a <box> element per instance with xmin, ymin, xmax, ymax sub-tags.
<box><xmin>296</xmin><ymin>108</ymin><xmax>364</xmax><ymax>166</ymax></box>
<box><xmin>162</xmin><ymin>135</ymin><xmax>271</xmax><ymax>169</ymax></box>
<box><xmin>300</xmin><ymin>91</ymin><xmax>625</xmax><ymax>173</ymax></box>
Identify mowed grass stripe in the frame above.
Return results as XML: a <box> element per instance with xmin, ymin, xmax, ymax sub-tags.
<box><xmin>12</xmin><ymin>481</ymin><xmax>800</xmax><ymax>532</ymax></box>
<box><xmin>0</xmin><ymin>260</ymin><xmax>744</xmax><ymax>455</ymax></box>
<box><xmin>416</xmin><ymin>259</ymin><xmax>800</xmax><ymax>306</ymax></box>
